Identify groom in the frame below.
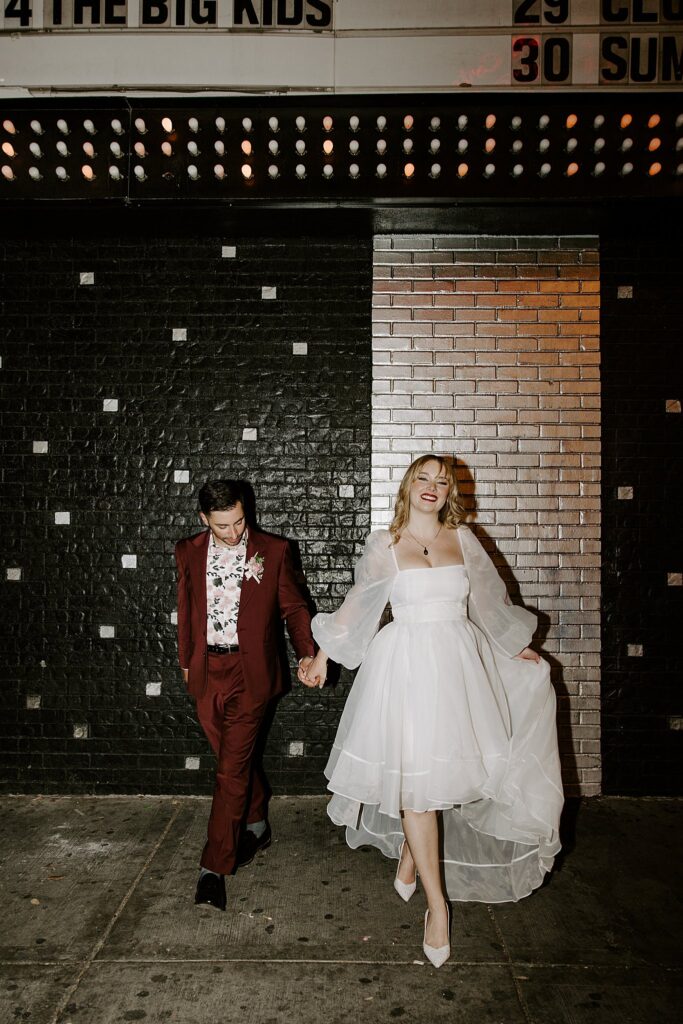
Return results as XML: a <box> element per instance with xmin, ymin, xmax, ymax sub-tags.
<box><xmin>175</xmin><ymin>478</ymin><xmax>317</xmax><ymax>911</ymax></box>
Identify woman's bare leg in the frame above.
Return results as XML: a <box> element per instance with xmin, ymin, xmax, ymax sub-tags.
<box><xmin>401</xmin><ymin>809</ymin><xmax>449</xmax><ymax>948</ymax></box>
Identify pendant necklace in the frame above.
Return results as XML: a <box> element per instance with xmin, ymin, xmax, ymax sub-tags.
<box><xmin>404</xmin><ymin>523</ymin><xmax>443</xmax><ymax>557</ymax></box>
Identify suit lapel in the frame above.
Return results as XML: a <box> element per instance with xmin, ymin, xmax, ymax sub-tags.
<box><xmin>191</xmin><ymin>530</ymin><xmax>209</xmax><ymax>626</ymax></box>
<box><xmin>238</xmin><ymin>529</ymin><xmax>264</xmax><ymax>619</ymax></box>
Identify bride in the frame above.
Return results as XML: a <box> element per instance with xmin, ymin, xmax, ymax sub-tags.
<box><xmin>300</xmin><ymin>455</ymin><xmax>563</xmax><ymax>968</ymax></box>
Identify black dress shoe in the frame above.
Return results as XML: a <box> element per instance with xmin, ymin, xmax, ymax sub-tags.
<box><xmin>236</xmin><ymin>823</ymin><xmax>272</xmax><ymax>868</ymax></box>
<box><xmin>194</xmin><ymin>872</ymin><xmax>226</xmax><ymax>911</ymax></box>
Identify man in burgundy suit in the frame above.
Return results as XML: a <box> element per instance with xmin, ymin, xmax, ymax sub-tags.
<box><xmin>175</xmin><ymin>478</ymin><xmax>317</xmax><ymax>911</ymax></box>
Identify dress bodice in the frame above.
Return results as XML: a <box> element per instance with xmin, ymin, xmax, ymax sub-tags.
<box><xmin>390</xmin><ymin>566</ymin><xmax>469</xmax><ymax>623</ymax></box>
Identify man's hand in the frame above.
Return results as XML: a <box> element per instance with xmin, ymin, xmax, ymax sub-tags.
<box><xmin>297</xmin><ymin>656</ymin><xmax>318</xmax><ymax>688</ymax></box>
<box><xmin>516</xmin><ymin>647</ymin><xmax>540</xmax><ymax>664</ymax></box>
<box><xmin>299</xmin><ymin>651</ymin><xmax>328</xmax><ymax>689</ymax></box>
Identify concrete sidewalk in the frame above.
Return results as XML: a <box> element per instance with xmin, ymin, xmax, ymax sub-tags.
<box><xmin>1</xmin><ymin>795</ymin><xmax>680</xmax><ymax>1024</ymax></box>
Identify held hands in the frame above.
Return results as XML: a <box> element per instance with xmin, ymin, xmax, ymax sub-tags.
<box><xmin>516</xmin><ymin>646</ymin><xmax>541</xmax><ymax>664</ymax></box>
<box><xmin>298</xmin><ymin>652</ymin><xmax>328</xmax><ymax>689</ymax></box>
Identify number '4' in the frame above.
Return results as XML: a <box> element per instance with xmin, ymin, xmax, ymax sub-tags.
<box><xmin>4</xmin><ymin>0</ymin><xmax>33</xmax><ymax>27</ymax></box>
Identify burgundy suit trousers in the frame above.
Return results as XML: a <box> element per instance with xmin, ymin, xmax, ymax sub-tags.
<box><xmin>196</xmin><ymin>652</ymin><xmax>268</xmax><ymax>875</ymax></box>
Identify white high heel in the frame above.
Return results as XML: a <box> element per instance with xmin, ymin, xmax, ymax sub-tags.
<box><xmin>393</xmin><ymin>840</ymin><xmax>417</xmax><ymax>902</ymax></box>
<box><xmin>423</xmin><ymin>903</ymin><xmax>450</xmax><ymax>968</ymax></box>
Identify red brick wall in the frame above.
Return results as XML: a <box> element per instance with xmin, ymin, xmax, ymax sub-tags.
<box><xmin>372</xmin><ymin>235</ymin><xmax>601</xmax><ymax>796</ymax></box>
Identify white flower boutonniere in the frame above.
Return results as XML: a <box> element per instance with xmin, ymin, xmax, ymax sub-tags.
<box><xmin>244</xmin><ymin>553</ymin><xmax>265</xmax><ymax>584</ymax></box>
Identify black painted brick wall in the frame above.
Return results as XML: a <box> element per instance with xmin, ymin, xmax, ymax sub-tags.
<box><xmin>0</xmin><ymin>229</ymin><xmax>372</xmax><ymax>794</ymax></box>
<box><xmin>601</xmin><ymin>235</ymin><xmax>683</xmax><ymax>795</ymax></box>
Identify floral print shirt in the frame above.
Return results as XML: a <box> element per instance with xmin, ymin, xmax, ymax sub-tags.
<box><xmin>206</xmin><ymin>531</ymin><xmax>247</xmax><ymax>645</ymax></box>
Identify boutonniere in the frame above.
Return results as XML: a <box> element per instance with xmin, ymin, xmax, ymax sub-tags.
<box><xmin>244</xmin><ymin>553</ymin><xmax>265</xmax><ymax>584</ymax></box>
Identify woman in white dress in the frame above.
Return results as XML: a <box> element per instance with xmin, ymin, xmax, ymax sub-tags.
<box><xmin>301</xmin><ymin>455</ymin><xmax>563</xmax><ymax>968</ymax></box>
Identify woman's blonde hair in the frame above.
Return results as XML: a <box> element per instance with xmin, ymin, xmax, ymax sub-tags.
<box><xmin>389</xmin><ymin>455</ymin><xmax>466</xmax><ymax>544</ymax></box>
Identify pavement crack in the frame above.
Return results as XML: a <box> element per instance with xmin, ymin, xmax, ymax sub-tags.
<box><xmin>488</xmin><ymin>905</ymin><xmax>534</xmax><ymax>1024</ymax></box>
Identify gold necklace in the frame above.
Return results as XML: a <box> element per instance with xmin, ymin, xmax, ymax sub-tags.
<box><xmin>404</xmin><ymin>523</ymin><xmax>443</xmax><ymax>557</ymax></box>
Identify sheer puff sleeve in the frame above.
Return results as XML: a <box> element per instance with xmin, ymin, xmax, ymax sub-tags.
<box><xmin>459</xmin><ymin>525</ymin><xmax>537</xmax><ymax>659</ymax></box>
<box><xmin>311</xmin><ymin>529</ymin><xmax>397</xmax><ymax>670</ymax></box>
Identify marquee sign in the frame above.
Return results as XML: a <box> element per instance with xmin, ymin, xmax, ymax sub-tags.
<box><xmin>0</xmin><ymin>0</ymin><xmax>681</xmax><ymax>90</ymax></box>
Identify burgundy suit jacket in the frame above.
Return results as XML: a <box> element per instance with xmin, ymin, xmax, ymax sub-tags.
<box><xmin>175</xmin><ymin>527</ymin><xmax>314</xmax><ymax>705</ymax></box>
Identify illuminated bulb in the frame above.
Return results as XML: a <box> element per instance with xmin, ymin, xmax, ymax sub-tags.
<box><xmin>2</xmin><ymin>120</ymin><xmax>16</xmax><ymax>134</ymax></box>
<box><xmin>268</xmin><ymin>164</ymin><xmax>279</xmax><ymax>178</ymax></box>
<box><xmin>566</xmin><ymin>137</ymin><xmax>578</xmax><ymax>152</ymax></box>
<box><xmin>1</xmin><ymin>142</ymin><xmax>15</xmax><ymax>158</ymax></box>
<box><xmin>161</xmin><ymin>117</ymin><xmax>173</xmax><ymax>133</ymax></box>
<box><xmin>111</xmin><ymin>119</ymin><xmax>124</xmax><ymax>135</ymax></box>
<box><xmin>430</xmin><ymin>139</ymin><xmax>440</xmax><ymax>154</ymax></box>
<box><xmin>161</xmin><ymin>142</ymin><xmax>172</xmax><ymax>156</ymax></box>
<box><xmin>430</xmin><ymin>163</ymin><xmax>441</xmax><ymax>178</ymax></box>
<box><xmin>1</xmin><ymin>165</ymin><xmax>15</xmax><ymax>180</ymax></box>
<box><xmin>594</xmin><ymin>114</ymin><xmax>605</xmax><ymax>129</ymax></box>
<box><xmin>109</xmin><ymin>165</ymin><xmax>121</xmax><ymax>180</ymax></box>
<box><xmin>676</xmin><ymin>114</ymin><xmax>683</xmax><ymax>129</ymax></box>
<box><xmin>648</xmin><ymin>114</ymin><xmax>660</xmax><ymax>129</ymax></box>
<box><xmin>566</xmin><ymin>114</ymin><xmax>578</xmax><ymax>130</ymax></box>
<box><xmin>620</xmin><ymin>113</ymin><xmax>632</xmax><ymax>129</ymax></box>
<box><xmin>29</xmin><ymin>142</ymin><xmax>42</xmax><ymax>158</ymax></box>
<box><xmin>593</xmin><ymin>162</ymin><xmax>606</xmax><ymax>176</ymax></box>
<box><xmin>296</xmin><ymin>116</ymin><xmax>306</xmax><ymax>131</ymax></box>
<box><xmin>566</xmin><ymin>162</ymin><xmax>579</xmax><ymax>176</ymax></box>
<box><xmin>403</xmin><ymin>138</ymin><xmax>413</xmax><ymax>153</ymax></box>
<box><xmin>215</xmin><ymin>117</ymin><xmax>226</xmax><ymax>133</ymax></box>
<box><xmin>458</xmin><ymin>139</ymin><xmax>468</xmax><ymax>153</ymax></box>
<box><xmin>188</xmin><ymin>117</ymin><xmax>199</xmax><ymax>133</ymax></box>
<box><xmin>81</xmin><ymin>164</ymin><xmax>94</xmax><ymax>180</ymax></box>
<box><xmin>376</xmin><ymin>115</ymin><xmax>387</xmax><ymax>130</ymax></box>
<box><xmin>295</xmin><ymin>139</ymin><xmax>306</xmax><ymax>155</ymax></box>
<box><xmin>134</xmin><ymin>165</ymin><xmax>146</xmax><ymax>181</ymax></box>
<box><xmin>134</xmin><ymin>118</ymin><xmax>146</xmax><ymax>134</ymax></box>
<box><xmin>268</xmin><ymin>116</ymin><xmax>279</xmax><ymax>132</ymax></box>
<box><xmin>511</xmin><ymin>115</ymin><xmax>522</xmax><ymax>130</ymax></box>
<box><xmin>214</xmin><ymin>140</ymin><xmax>225</xmax><ymax>156</ymax></box>
<box><xmin>83</xmin><ymin>142</ymin><xmax>95</xmax><ymax>158</ymax></box>
<box><xmin>621</xmin><ymin>162</ymin><xmax>633</xmax><ymax>175</ymax></box>
<box><xmin>620</xmin><ymin>137</ymin><xmax>633</xmax><ymax>152</ymax></box>
<box><xmin>458</xmin><ymin>115</ymin><xmax>468</xmax><ymax>131</ymax></box>
<box><xmin>594</xmin><ymin>138</ymin><xmax>605</xmax><ymax>152</ymax></box>
<box><xmin>323</xmin><ymin>139</ymin><xmax>333</xmax><ymax>155</ymax></box>
<box><xmin>485</xmin><ymin>114</ymin><xmax>496</xmax><ymax>130</ymax></box>
<box><xmin>295</xmin><ymin>163</ymin><xmax>306</xmax><ymax>178</ymax></box>
<box><xmin>376</xmin><ymin>163</ymin><xmax>387</xmax><ymax>178</ymax></box>
<box><xmin>110</xmin><ymin>141</ymin><xmax>122</xmax><ymax>157</ymax></box>
<box><xmin>539</xmin><ymin>138</ymin><xmax>550</xmax><ymax>153</ymax></box>
<box><xmin>430</xmin><ymin>116</ymin><xmax>440</xmax><ymax>131</ymax></box>
<box><xmin>349</xmin><ymin>139</ymin><xmax>359</xmax><ymax>155</ymax></box>
<box><xmin>376</xmin><ymin>139</ymin><xmax>387</xmax><ymax>155</ymax></box>
<box><xmin>540</xmin><ymin>163</ymin><xmax>551</xmax><ymax>177</ymax></box>
<box><xmin>349</xmin><ymin>115</ymin><xmax>360</xmax><ymax>131</ymax></box>
<box><xmin>187</xmin><ymin>141</ymin><xmax>199</xmax><ymax>156</ymax></box>
<box><xmin>188</xmin><ymin>165</ymin><xmax>199</xmax><ymax>180</ymax></box>
<box><xmin>649</xmin><ymin>162</ymin><xmax>662</xmax><ymax>176</ymax></box>
<box><xmin>29</xmin><ymin>167</ymin><xmax>42</xmax><ymax>181</ymax></box>
<box><xmin>677</xmin><ymin>138</ymin><xmax>683</xmax><ymax>151</ymax></box>
<box><xmin>676</xmin><ymin>163</ymin><xmax>683</xmax><ymax>176</ymax></box>
<box><xmin>57</xmin><ymin>119</ymin><xmax>69</xmax><ymax>135</ymax></box>
<box><xmin>134</xmin><ymin>142</ymin><xmax>147</xmax><ymax>158</ymax></box>
<box><xmin>214</xmin><ymin>164</ymin><xmax>225</xmax><ymax>179</ymax></box>
<box><xmin>403</xmin><ymin>115</ymin><xmax>414</xmax><ymax>131</ymax></box>
<box><xmin>403</xmin><ymin>162</ymin><xmax>415</xmax><ymax>178</ymax></box>
<box><xmin>349</xmin><ymin>163</ymin><xmax>360</xmax><ymax>178</ymax></box>
<box><xmin>511</xmin><ymin>139</ymin><xmax>523</xmax><ymax>153</ymax></box>
<box><xmin>56</xmin><ymin>141</ymin><xmax>69</xmax><ymax>156</ymax></box>
<box><xmin>484</xmin><ymin>138</ymin><xmax>496</xmax><ymax>154</ymax></box>
<box><xmin>241</xmin><ymin>139</ymin><xmax>252</xmax><ymax>156</ymax></box>
<box><xmin>322</xmin><ymin>115</ymin><xmax>333</xmax><ymax>131</ymax></box>
<box><xmin>323</xmin><ymin>163</ymin><xmax>333</xmax><ymax>178</ymax></box>
<box><xmin>242</xmin><ymin>117</ymin><xmax>252</xmax><ymax>132</ymax></box>
<box><xmin>457</xmin><ymin>162</ymin><xmax>468</xmax><ymax>178</ymax></box>
<box><xmin>268</xmin><ymin>140</ymin><xmax>279</xmax><ymax>155</ymax></box>
<box><xmin>538</xmin><ymin>114</ymin><xmax>550</xmax><ymax>130</ymax></box>
<box><xmin>648</xmin><ymin>137</ymin><xmax>661</xmax><ymax>152</ymax></box>
<box><xmin>512</xmin><ymin>163</ymin><xmax>524</xmax><ymax>176</ymax></box>
<box><xmin>484</xmin><ymin>163</ymin><xmax>495</xmax><ymax>177</ymax></box>
<box><xmin>30</xmin><ymin>120</ymin><xmax>43</xmax><ymax>135</ymax></box>
<box><xmin>83</xmin><ymin>119</ymin><xmax>96</xmax><ymax>135</ymax></box>
<box><xmin>55</xmin><ymin>166</ymin><xmax>68</xmax><ymax>180</ymax></box>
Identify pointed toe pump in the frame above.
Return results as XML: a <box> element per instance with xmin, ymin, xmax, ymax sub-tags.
<box><xmin>393</xmin><ymin>840</ymin><xmax>417</xmax><ymax>902</ymax></box>
<box><xmin>423</xmin><ymin>904</ymin><xmax>450</xmax><ymax>969</ymax></box>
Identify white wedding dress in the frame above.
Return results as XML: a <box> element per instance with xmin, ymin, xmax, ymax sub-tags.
<box><xmin>312</xmin><ymin>526</ymin><xmax>564</xmax><ymax>904</ymax></box>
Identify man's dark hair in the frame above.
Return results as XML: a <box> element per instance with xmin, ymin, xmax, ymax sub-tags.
<box><xmin>198</xmin><ymin>479</ymin><xmax>247</xmax><ymax>515</ymax></box>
